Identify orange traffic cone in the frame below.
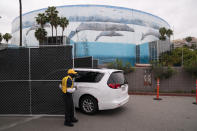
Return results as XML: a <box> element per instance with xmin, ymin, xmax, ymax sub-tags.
<box><xmin>193</xmin><ymin>79</ymin><xmax>197</xmax><ymax>104</ymax></box>
<box><xmin>153</xmin><ymin>78</ymin><xmax>162</xmax><ymax>100</ymax></box>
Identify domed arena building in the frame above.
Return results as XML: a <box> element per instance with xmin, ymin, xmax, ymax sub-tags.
<box><xmin>11</xmin><ymin>5</ymin><xmax>171</xmax><ymax>65</ymax></box>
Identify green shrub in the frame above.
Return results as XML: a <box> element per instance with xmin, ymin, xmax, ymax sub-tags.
<box><xmin>107</xmin><ymin>59</ymin><xmax>134</xmax><ymax>74</ymax></box>
<box><xmin>184</xmin><ymin>64</ymin><xmax>197</xmax><ymax>78</ymax></box>
<box><xmin>163</xmin><ymin>66</ymin><xmax>175</xmax><ymax>79</ymax></box>
<box><xmin>151</xmin><ymin>61</ymin><xmax>176</xmax><ymax>80</ymax></box>
<box><xmin>191</xmin><ymin>90</ymin><xmax>196</xmax><ymax>94</ymax></box>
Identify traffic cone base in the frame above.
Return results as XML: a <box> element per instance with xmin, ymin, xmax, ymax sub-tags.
<box><xmin>195</xmin><ymin>79</ymin><xmax>197</xmax><ymax>105</ymax></box>
<box><xmin>193</xmin><ymin>102</ymin><xmax>197</xmax><ymax>105</ymax></box>
<box><xmin>153</xmin><ymin>98</ymin><xmax>162</xmax><ymax>100</ymax></box>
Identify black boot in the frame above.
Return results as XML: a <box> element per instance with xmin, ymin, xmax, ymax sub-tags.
<box><xmin>64</xmin><ymin>121</ymin><xmax>74</xmax><ymax>127</ymax></box>
<box><xmin>71</xmin><ymin>118</ymin><xmax>78</xmax><ymax>123</ymax></box>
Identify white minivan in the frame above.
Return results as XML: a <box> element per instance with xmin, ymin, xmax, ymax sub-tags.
<box><xmin>73</xmin><ymin>68</ymin><xmax>129</xmax><ymax>114</ymax></box>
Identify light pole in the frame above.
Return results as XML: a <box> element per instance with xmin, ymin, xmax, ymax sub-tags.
<box><xmin>19</xmin><ymin>0</ymin><xmax>22</xmax><ymax>46</ymax></box>
<box><xmin>182</xmin><ymin>47</ymin><xmax>183</xmax><ymax>67</ymax></box>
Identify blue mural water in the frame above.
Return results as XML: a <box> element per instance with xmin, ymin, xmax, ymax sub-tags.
<box><xmin>70</xmin><ymin>41</ymin><xmax>136</xmax><ymax>65</ymax></box>
<box><xmin>139</xmin><ymin>43</ymin><xmax>149</xmax><ymax>64</ymax></box>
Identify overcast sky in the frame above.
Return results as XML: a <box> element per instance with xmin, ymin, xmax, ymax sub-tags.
<box><xmin>0</xmin><ymin>0</ymin><xmax>197</xmax><ymax>39</ymax></box>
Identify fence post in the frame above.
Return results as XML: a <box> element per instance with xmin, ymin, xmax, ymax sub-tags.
<box><xmin>153</xmin><ymin>78</ymin><xmax>162</xmax><ymax>100</ymax></box>
<box><xmin>193</xmin><ymin>79</ymin><xmax>197</xmax><ymax>105</ymax></box>
<box><xmin>29</xmin><ymin>47</ymin><xmax>32</xmax><ymax>114</ymax></box>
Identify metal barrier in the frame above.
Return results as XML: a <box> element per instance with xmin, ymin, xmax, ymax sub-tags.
<box><xmin>0</xmin><ymin>45</ymin><xmax>73</xmax><ymax>114</ymax></box>
<box><xmin>74</xmin><ymin>56</ymin><xmax>93</xmax><ymax>68</ymax></box>
<box><xmin>93</xmin><ymin>59</ymin><xmax>99</xmax><ymax>69</ymax></box>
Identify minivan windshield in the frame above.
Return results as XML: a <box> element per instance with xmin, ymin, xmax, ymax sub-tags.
<box><xmin>107</xmin><ymin>71</ymin><xmax>127</xmax><ymax>85</ymax></box>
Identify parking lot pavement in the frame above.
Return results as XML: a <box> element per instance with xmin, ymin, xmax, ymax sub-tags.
<box><xmin>0</xmin><ymin>95</ymin><xmax>197</xmax><ymax>131</ymax></box>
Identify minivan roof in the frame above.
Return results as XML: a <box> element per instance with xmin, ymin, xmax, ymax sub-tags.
<box><xmin>74</xmin><ymin>68</ymin><xmax>122</xmax><ymax>74</ymax></box>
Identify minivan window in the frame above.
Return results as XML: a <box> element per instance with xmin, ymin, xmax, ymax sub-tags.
<box><xmin>107</xmin><ymin>71</ymin><xmax>127</xmax><ymax>85</ymax></box>
<box><xmin>75</xmin><ymin>71</ymin><xmax>104</xmax><ymax>83</ymax></box>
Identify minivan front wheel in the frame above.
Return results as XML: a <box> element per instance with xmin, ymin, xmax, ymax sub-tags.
<box><xmin>79</xmin><ymin>95</ymin><xmax>98</xmax><ymax>114</ymax></box>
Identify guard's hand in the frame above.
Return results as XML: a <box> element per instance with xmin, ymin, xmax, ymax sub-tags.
<box><xmin>72</xmin><ymin>88</ymin><xmax>76</xmax><ymax>92</ymax></box>
<box><xmin>59</xmin><ymin>84</ymin><xmax>62</xmax><ymax>90</ymax></box>
<box><xmin>67</xmin><ymin>88</ymin><xmax>76</xmax><ymax>93</ymax></box>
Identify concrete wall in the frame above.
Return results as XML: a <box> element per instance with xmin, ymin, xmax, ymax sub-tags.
<box><xmin>125</xmin><ymin>67</ymin><xmax>196</xmax><ymax>93</ymax></box>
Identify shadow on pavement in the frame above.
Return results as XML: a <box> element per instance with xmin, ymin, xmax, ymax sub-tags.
<box><xmin>97</xmin><ymin>106</ymin><xmax>128</xmax><ymax>116</ymax></box>
<box><xmin>74</xmin><ymin>105</ymin><xmax>129</xmax><ymax>117</ymax></box>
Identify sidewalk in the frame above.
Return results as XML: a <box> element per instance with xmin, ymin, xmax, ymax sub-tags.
<box><xmin>129</xmin><ymin>92</ymin><xmax>195</xmax><ymax>97</ymax></box>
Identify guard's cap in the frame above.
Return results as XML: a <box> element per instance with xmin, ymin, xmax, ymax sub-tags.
<box><xmin>67</xmin><ymin>69</ymin><xmax>77</xmax><ymax>74</ymax></box>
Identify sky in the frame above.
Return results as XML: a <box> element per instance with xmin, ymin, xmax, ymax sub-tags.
<box><xmin>0</xmin><ymin>0</ymin><xmax>197</xmax><ymax>40</ymax></box>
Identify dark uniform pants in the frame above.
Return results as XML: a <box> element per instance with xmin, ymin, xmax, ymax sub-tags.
<box><xmin>63</xmin><ymin>93</ymin><xmax>74</xmax><ymax>123</ymax></box>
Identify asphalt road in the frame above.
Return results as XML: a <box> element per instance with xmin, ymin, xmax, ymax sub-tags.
<box><xmin>0</xmin><ymin>95</ymin><xmax>197</xmax><ymax>131</ymax></box>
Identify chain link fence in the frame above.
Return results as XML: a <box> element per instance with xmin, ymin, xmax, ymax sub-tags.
<box><xmin>0</xmin><ymin>45</ymin><xmax>73</xmax><ymax>114</ymax></box>
<box><xmin>125</xmin><ymin>67</ymin><xmax>196</xmax><ymax>93</ymax></box>
<box><xmin>74</xmin><ymin>56</ymin><xmax>93</xmax><ymax>68</ymax></box>
<box><xmin>0</xmin><ymin>45</ymin><xmax>98</xmax><ymax>115</ymax></box>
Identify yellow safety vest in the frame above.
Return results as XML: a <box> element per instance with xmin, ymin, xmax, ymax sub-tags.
<box><xmin>61</xmin><ymin>75</ymin><xmax>74</xmax><ymax>93</ymax></box>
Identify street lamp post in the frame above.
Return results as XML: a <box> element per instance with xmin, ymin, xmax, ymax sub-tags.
<box><xmin>182</xmin><ymin>47</ymin><xmax>183</xmax><ymax>67</ymax></box>
<box><xmin>19</xmin><ymin>0</ymin><xmax>22</xmax><ymax>46</ymax></box>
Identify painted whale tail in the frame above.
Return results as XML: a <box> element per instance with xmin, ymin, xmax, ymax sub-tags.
<box><xmin>141</xmin><ymin>32</ymin><xmax>145</xmax><ymax>40</ymax></box>
<box><xmin>68</xmin><ymin>31</ymin><xmax>76</xmax><ymax>39</ymax></box>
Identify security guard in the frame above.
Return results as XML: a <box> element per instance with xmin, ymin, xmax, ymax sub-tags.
<box><xmin>61</xmin><ymin>69</ymin><xmax>78</xmax><ymax>127</ymax></box>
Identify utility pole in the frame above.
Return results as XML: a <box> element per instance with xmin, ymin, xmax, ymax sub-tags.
<box><xmin>19</xmin><ymin>0</ymin><xmax>22</xmax><ymax>46</ymax></box>
<box><xmin>182</xmin><ymin>47</ymin><xmax>183</xmax><ymax>67</ymax></box>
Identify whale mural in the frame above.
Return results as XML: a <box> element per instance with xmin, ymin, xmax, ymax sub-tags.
<box><xmin>141</xmin><ymin>30</ymin><xmax>160</xmax><ymax>40</ymax></box>
<box><xmin>95</xmin><ymin>31</ymin><xmax>123</xmax><ymax>41</ymax></box>
<box><xmin>11</xmin><ymin>5</ymin><xmax>170</xmax><ymax>65</ymax></box>
<box><xmin>26</xmin><ymin>23</ymin><xmax>51</xmax><ymax>36</ymax></box>
<box><xmin>68</xmin><ymin>22</ymin><xmax>134</xmax><ymax>39</ymax></box>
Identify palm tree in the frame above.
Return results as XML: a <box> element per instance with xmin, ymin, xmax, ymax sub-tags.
<box><xmin>19</xmin><ymin>0</ymin><xmax>22</xmax><ymax>46</ymax></box>
<box><xmin>0</xmin><ymin>33</ymin><xmax>2</xmax><ymax>44</ymax></box>
<box><xmin>35</xmin><ymin>13</ymin><xmax>48</xmax><ymax>45</ymax></box>
<box><xmin>35</xmin><ymin>28</ymin><xmax>47</xmax><ymax>45</ymax></box>
<box><xmin>3</xmin><ymin>33</ymin><xmax>12</xmax><ymax>43</ymax></box>
<box><xmin>159</xmin><ymin>27</ymin><xmax>167</xmax><ymax>41</ymax></box>
<box><xmin>185</xmin><ymin>36</ymin><xmax>192</xmax><ymax>43</ymax></box>
<box><xmin>166</xmin><ymin>29</ymin><xmax>173</xmax><ymax>39</ymax></box>
<box><xmin>53</xmin><ymin>16</ymin><xmax>60</xmax><ymax>44</ymax></box>
<box><xmin>35</xmin><ymin>13</ymin><xmax>47</xmax><ymax>28</ymax></box>
<box><xmin>45</xmin><ymin>6</ymin><xmax>59</xmax><ymax>44</ymax></box>
<box><xmin>59</xmin><ymin>17</ymin><xmax>69</xmax><ymax>44</ymax></box>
